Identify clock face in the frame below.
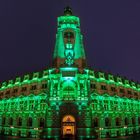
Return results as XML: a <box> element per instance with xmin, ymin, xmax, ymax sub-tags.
<box><xmin>63</xmin><ymin>30</ymin><xmax>75</xmax><ymax>45</ymax></box>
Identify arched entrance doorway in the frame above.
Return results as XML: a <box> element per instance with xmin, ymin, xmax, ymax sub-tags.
<box><xmin>62</xmin><ymin>115</ymin><xmax>76</xmax><ymax>137</ymax></box>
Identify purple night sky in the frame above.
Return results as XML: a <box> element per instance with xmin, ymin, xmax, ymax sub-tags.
<box><xmin>0</xmin><ymin>1</ymin><xmax>140</xmax><ymax>83</ymax></box>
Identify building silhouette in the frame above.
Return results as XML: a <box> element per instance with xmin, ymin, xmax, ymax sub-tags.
<box><xmin>0</xmin><ymin>7</ymin><xmax>140</xmax><ymax>139</ymax></box>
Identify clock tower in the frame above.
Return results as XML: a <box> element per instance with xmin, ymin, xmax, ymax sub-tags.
<box><xmin>53</xmin><ymin>7</ymin><xmax>86</xmax><ymax>69</ymax></box>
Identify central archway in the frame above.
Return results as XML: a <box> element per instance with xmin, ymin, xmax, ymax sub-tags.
<box><xmin>62</xmin><ymin>115</ymin><xmax>76</xmax><ymax>137</ymax></box>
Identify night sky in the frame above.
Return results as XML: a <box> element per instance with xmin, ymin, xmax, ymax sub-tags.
<box><xmin>0</xmin><ymin>1</ymin><xmax>140</xmax><ymax>83</ymax></box>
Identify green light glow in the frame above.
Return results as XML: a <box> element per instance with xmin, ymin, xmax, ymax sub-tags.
<box><xmin>0</xmin><ymin>6</ymin><xmax>140</xmax><ymax>139</ymax></box>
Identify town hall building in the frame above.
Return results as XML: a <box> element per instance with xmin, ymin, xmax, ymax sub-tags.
<box><xmin>0</xmin><ymin>7</ymin><xmax>140</xmax><ymax>139</ymax></box>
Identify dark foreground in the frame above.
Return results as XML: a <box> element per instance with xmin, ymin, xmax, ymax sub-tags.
<box><xmin>0</xmin><ymin>134</ymin><xmax>140</xmax><ymax>140</ymax></box>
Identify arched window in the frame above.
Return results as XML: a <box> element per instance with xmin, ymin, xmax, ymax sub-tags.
<box><xmin>9</xmin><ymin>117</ymin><xmax>13</xmax><ymax>125</ymax></box>
<box><xmin>138</xmin><ymin>117</ymin><xmax>140</xmax><ymax>125</ymax></box>
<box><xmin>105</xmin><ymin>118</ymin><xmax>111</xmax><ymax>127</ymax></box>
<box><xmin>132</xmin><ymin>117</ymin><xmax>135</xmax><ymax>125</ymax></box>
<box><xmin>2</xmin><ymin>117</ymin><xmax>6</xmax><ymax>125</ymax></box>
<box><xmin>116</xmin><ymin>117</ymin><xmax>121</xmax><ymax>126</ymax></box>
<box><xmin>27</xmin><ymin>117</ymin><xmax>32</xmax><ymax>127</ymax></box>
<box><xmin>124</xmin><ymin>117</ymin><xmax>129</xmax><ymax>125</ymax></box>
<box><xmin>17</xmin><ymin>117</ymin><xmax>22</xmax><ymax>126</ymax></box>
<box><xmin>39</xmin><ymin>118</ymin><xmax>45</xmax><ymax>127</ymax></box>
<box><xmin>93</xmin><ymin>118</ymin><xmax>98</xmax><ymax>127</ymax></box>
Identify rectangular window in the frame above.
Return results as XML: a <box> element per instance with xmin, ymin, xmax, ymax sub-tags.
<box><xmin>120</xmin><ymin>88</ymin><xmax>124</xmax><ymax>93</ymax></box>
<box><xmin>21</xmin><ymin>87</ymin><xmax>27</xmax><ymax>92</ymax></box>
<box><xmin>134</xmin><ymin>92</ymin><xmax>138</xmax><ymax>98</ymax></box>
<box><xmin>127</xmin><ymin>90</ymin><xmax>131</xmax><ymax>94</ymax></box>
<box><xmin>13</xmin><ymin>88</ymin><xmax>18</xmax><ymax>93</ymax></box>
<box><xmin>101</xmin><ymin>85</ymin><xmax>107</xmax><ymax>90</ymax></box>
<box><xmin>90</xmin><ymin>83</ymin><xmax>96</xmax><ymax>89</ymax></box>
<box><xmin>6</xmin><ymin>90</ymin><xmax>10</xmax><ymax>94</ymax></box>
<box><xmin>0</xmin><ymin>92</ymin><xmax>4</xmax><ymax>96</ymax></box>
<box><xmin>111</xmin><ymin>87</ymin><xmax>116</xmax><ymax>92</ymax></box>
<box><xmin>5</xmin><ymin>90</ymin><xmax>10</xmax><ymax>97</ymax></box>
<box><xmin>31</xmin><ymin>85</ymin><xmax>37</xmax><ymax>90</ymax></box>
<box><xmin>42</xmin><ymin>83</ymin><xmax>47</xmax><ymax>89</ymax></box>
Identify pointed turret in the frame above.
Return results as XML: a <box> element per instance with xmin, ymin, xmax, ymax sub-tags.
<box><xmin>53</xmin><ymin>7</ymin><xmax>86</xmax><ymax>69</ymax></box>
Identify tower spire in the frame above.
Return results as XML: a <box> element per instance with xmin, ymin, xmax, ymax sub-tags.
<box><xmin>53</xmin><ymin>7</ymin><xmax>86</xmax><ymax>69</ymax></box>
<box><xmin>64</xmin><ymin>6</ymin><xmax>73</xmax><ymax>15</ymax></box>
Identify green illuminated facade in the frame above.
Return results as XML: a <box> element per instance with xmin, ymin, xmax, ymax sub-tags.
<box><xmin>0</xmin><ymin>7</ymin><xmax>140</xmax><ymax>139</ymax></box>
